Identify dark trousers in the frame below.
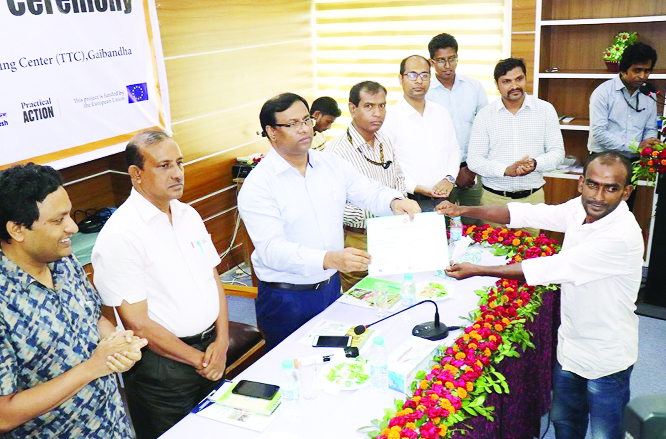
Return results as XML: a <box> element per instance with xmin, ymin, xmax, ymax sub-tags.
<box><xmin>257</xmin><ymin>273</ymin><xmax>341</xmax><ymax>351</ymax></box>
<box><xmin>123</xmin><ymin>334</ymin><xmax>222</xmax><ymax>439</ymax></box>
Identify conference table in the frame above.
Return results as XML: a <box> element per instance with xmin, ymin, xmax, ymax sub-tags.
<box><xmin>161</xmin><ymin>247</ymin><xmax>559</xmax><ymax>439</ymax></box>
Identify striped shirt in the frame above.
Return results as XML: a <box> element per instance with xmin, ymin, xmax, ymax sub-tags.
<box><xmin>327</xmin><ymin>124</ymin><xmax>406</xmax><ymax>229</ymax></box>
<box><xmin>467</xmin><ymin>94</ymin><xmax>564</xmax><ymax>192</ymax></box>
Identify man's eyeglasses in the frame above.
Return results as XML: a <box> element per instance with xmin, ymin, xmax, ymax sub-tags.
<box><xmin>432</xmin><ymin>57</ymin><xmax>458</xmax><ymax>66</ymax></box>
<box><xmin>274</xmin><ymin>117</ymin><xmax>315</xmax><ymax>130</ymax></box>
<box><xmin>402</xmin><ymin>72</ymin><xmax>431</xmax><ymax>81</ymax></box>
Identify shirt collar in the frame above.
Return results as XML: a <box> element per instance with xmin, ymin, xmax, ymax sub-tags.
<box><xmin>496</xmin><ymin>93</ymin><xmax>534</xmax><ymax>113</ymax></box>
<box><xmin>266</xmin><ymin>147</ymin><xmax>315</xmax><ymax>175</ymax></box>
<box><xmin>346</xmin><ymin>123</ymin><xmax>378</xmax><ymax>151</ymax></box>
<box><xmin>575</xmin><ymin>196</ymin><xmax>630</xmax><ymax>230</ymax></box>
<box><xmin>0</xmin><ymin>249</ymin><xmax>66</xmax><ymax>290</ymax></box>
<box><xmin>612</xmin><ymin>74</ymin><xmax>639</xmax><ymax>97</ymax></box>
<box><xmin>398</xmin><ymin>96</ymin><xmax>433</xmax><ymax>117</ymax></box>
<box><xmin>430</xmin><ymin>74</ymin><xmax>465</xmax><ymax>91</ymax></box>
<box><xmin>129</xmin><ymin>188</ymin><xmax>185</xmax><ymax>224</ymax></box>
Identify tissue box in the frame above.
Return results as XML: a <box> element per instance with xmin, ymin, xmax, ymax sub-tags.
<box><xmin>388</xmin><ymin>337</ymin><xmax>440</xmax><ymax>394</ymax></box>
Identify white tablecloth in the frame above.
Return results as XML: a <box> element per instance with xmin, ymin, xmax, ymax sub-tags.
<box><xmin>161</xmin><ymin>250</ymin><xmax>506</xmax><ymax>438</ymax></box>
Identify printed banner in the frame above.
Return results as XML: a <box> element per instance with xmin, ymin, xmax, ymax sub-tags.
<box><xmin>0</xmin><ymin>0</ymin><xmax>168</xmax><ymax>168</ymax></box>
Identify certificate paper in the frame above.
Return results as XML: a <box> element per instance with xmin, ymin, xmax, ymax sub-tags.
<box><xmin>367</xmin><ymin>212</ymin><xmax>449</xmax><ymax>276</ymax></box>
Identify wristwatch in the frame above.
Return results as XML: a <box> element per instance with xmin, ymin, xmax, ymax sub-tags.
<box><xmin>445</xmin><ymin>175</ymin><xmax>455</xmax><ymax>184</ymax></box>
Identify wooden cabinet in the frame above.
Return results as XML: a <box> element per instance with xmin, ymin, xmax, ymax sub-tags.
<box><xmin>534</xmin><ymin>0</ymin><xmax>666</xmax><ymax>248</ymax></box>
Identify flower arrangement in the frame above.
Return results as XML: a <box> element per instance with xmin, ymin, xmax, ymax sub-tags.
<box><xmin>629</xmin><ymin>136</ymin><xmax>666</xmax><ymax>184</ymax></box>
<box><xmin>602</xmin><ymin>32</ymin><xmax>637</xmax><ymax>72</ymax></box>
<box><xmin>602</xmin><ymin>32</ymin><xmax>638</xmax><ymax>62</ymax></box>
<box><xmin>361</xmin><ymin>225</ymin><xmax>560</xmax><ymax>439</ymax></box>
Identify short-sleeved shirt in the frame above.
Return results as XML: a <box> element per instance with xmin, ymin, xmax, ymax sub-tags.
<box><xmin>0</xmin><ymin>251</ymin><xmax>132</xmax><ymax>438</ymax></box>
<box><xmin>92</xmin><ymin>189</ymin><xmax>221</xmax><ymax>337</ymax></box>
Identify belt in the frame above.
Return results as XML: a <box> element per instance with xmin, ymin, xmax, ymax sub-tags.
<box><xmin>179</xmin><ymin>324</ymin><xmax>215</xmax><ymax>345</ymax></box>
<box><xmin>482</xmin><ymin>185</ymin><xmax>542</xmax><ymax>200</ymax></box>
<box><xmin>261</xmin><ymin>274</ymin><xmax>335</xmax><ymax>292</ymax></box>
<box><xmin>343</xmin><ymin>225</ymin><xmax>366</xmax><ymax>235</ymax></box>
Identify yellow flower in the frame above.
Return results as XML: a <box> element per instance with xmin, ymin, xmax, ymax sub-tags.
<box><xmin>420</xmin><ymin>380</ymin><xmax>429</xmax><ymax>390</ymax></box>
<box><xmin>445</xmin><ymin>381</ymin><xmax>455</xmax><ymax>390</ymax></box>
<box><xmin>430</xmin><ymin>393</ymin><xmax>439</xmax><ymax>401</ymax></box>
<box><xmin>390</xmin><ymin>426</ymin><xmax>401</xmax><ymax>433</ymax></box>
<box><xmin>457</xmin><ymin>387</ymin><xmax>468</xmax><ymax>399</ymax></box>
<box><xmin>381</xmin><ymin>428</ymin><xmax>391</xmax><ymax>436</ymax></box>
<box><xmin>466</xmin><ymin>381</ymin><xmax>474</xmax><ymax>392</ymax></box>
<box><xmin>439</xmin><ymin>425</ymin><xmax>448</xmax><ymax>436</ymax></box>
<box><xmin>388</xmin><ymin>431</ymin><xmax>400</xmax><ymax>439</ymax></box>
<box><xmin>406</xmin><ymin>422</ymin><xmax>416</xmax><ymax>430</ymax></box>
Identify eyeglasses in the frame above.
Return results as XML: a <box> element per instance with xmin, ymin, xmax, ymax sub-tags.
<box><xmin>402</xmin><ymin>72</ymin><xmax>430</xmax><ymax>81</ymax></box>
<box><xmin>274</xmin><ymin>117</ymin><xmax>315</xmax><ymax>130</ymax></box>
<box><xmin>432</xmin><ymin>57</ymin><xmax>458</xmax><ymax>66</ymax></box>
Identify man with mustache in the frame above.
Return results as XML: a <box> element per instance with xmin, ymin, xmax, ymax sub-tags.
<box><xmin>327</xmin><ymin>81</ymin><xmax>406</xmax><ymax>291</ymax></box>
<box><xmin>467</xmin><ymin>58</ymin><xmax>564</xmax><ymax>236</ymax></box>
<box><xmin>437</xmin><ymin>151</ymin><xmax>643</xmax><ymax>439</ymax></box>
<box><xmin>0</xmin><ymin>163</ymin><xmax>146</xmax><ymax>438</ymax></box>
<box><xmin>381</xmin><ymin>55</ymin><xmax>461</xmax><ymax>212</ymax></box>
<box><xmin>238</xmin><ymin>93</ymin><xmax>420</xmax><ymax>350</ymax></box>
<box><xmin>92</xmin><ymin>131</ymin><xmax>230</xmax><ymax>439</ymax></box>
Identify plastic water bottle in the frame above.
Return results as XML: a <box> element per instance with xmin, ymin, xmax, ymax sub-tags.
<box><xmin>401</xmin><ymin>273</ymin><xmax>415</xmax><ymax>307</ymax></box>
<box><xmin>280</xmin><ymin>359</ymin><xmax>300</xmax><ymax>406</ymax></box>
<box><xmin>450</xmin><ymin>216</ymin><xmax>463</xmax><ymax>245</ymax></box>
<box><xmin>369</xmin><ymin>336</ymin><xmax>388</xmax><ymax>393</ymax></box>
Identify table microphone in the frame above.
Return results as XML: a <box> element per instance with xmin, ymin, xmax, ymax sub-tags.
<box><xmin>640</xmin><ymin>82</ymin><xmax>665</xmax><ymax>104</ymax></box>
<box><xmin>354</xmin><ymin>299</ymin><xmax>460</xmax><ymax>341</ymax></box>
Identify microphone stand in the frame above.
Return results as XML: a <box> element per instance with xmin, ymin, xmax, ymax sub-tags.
<box><xmin>354</xmin><ymin>300</ymin><xmax>460</xmax><ymax>341</ymax></box>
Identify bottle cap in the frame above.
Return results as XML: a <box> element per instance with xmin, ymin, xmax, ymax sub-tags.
<box><xmin>373</xmin><ymin>336</ymin><xmax>385</xmax><ymax>346</ymax></box>
<box><xmin>282</xmin><ymin>359</ymin><xmax>294</xmax><ymax>369</ymax></box>
<box><xmin>403</xmin><ymin>273</ymin><xmax>413</xmax><ymax>281</ymax></box>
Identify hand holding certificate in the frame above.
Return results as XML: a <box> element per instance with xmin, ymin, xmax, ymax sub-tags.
<box><xmin>367</xmin><ymin>212</ymin><xmax>449</xmax><ymax>276</ymax></box>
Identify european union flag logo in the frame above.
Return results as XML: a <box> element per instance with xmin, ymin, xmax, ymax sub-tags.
<box><xmin>127</xmin><ymin>83</ymin><xmax>149</xmax><ymax>103</ymax></box>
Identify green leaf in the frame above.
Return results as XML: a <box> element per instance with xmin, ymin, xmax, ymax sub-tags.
<box><xmin>493</xmin><ymin>383</ymin><xmax>502</xmax><ymax>393</ymax></box>
<box><xmin>463</xmin><ymin>406</ymin><xmax>478</xmax><ymax>416</ymax></box>
<box><xmin>415</xmin><ymin>370</ymin><xmax>426</xmax><ymax>380</ymax></box>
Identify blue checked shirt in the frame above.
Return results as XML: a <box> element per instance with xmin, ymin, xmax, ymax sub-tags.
<box><xmin>0</xmin><ymin>251</ymin><xmax>132</xmax><ymax>438</ymax></box>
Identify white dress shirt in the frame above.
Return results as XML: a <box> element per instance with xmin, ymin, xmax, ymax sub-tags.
<box><xmin>509</xmin><ymin>197</ymin><xmax>643</xmax><ymax>379</ymax></box>
<box><xmin>588</xmin><ymin>75</ymin><xmax>658</xmax><ymax>156</ymax></box>
<box><xmin>467</xmin><ymin>94</ymin><xmax>565</xmax><ymax>192</ymax></box>
<box><xmin>92</xmin><ymin>189</ymin><xmax>221</xmax><ymax>337</ymax></box>
<box><xmin>426</xmin><ymin>74</ymin><xmax>489</xmax><ymax>162</ymax></box>
<box><xmin>237</xmin><ymin>148</ymin><xmax>401</xmax><ymax>284</ymax></box>
<box><xmin>327</xmin><ymin>123</ymin><xmax>406</xmax><ymax>229</ymax></box>
<box><xmin>380</xmin><ymin>97</ymin><xmax>461</xmax><ymax>193</ymax></box>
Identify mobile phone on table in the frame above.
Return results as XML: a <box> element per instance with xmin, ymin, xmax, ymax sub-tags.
<box><xmin>231</xmin><ymin>380</ymin><xmax>280</xmax><ymax>400</ymax></box>
<box><xmin>312</xmin><ymin>335</ymin><xmax>352</xmax><ymax>348</ymax></box>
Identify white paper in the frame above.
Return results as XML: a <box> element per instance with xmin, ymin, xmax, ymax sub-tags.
<box><xmin>367</xmin><ymin>212</ymin><xmax>449</xmax><ymax>276</ymax></box>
